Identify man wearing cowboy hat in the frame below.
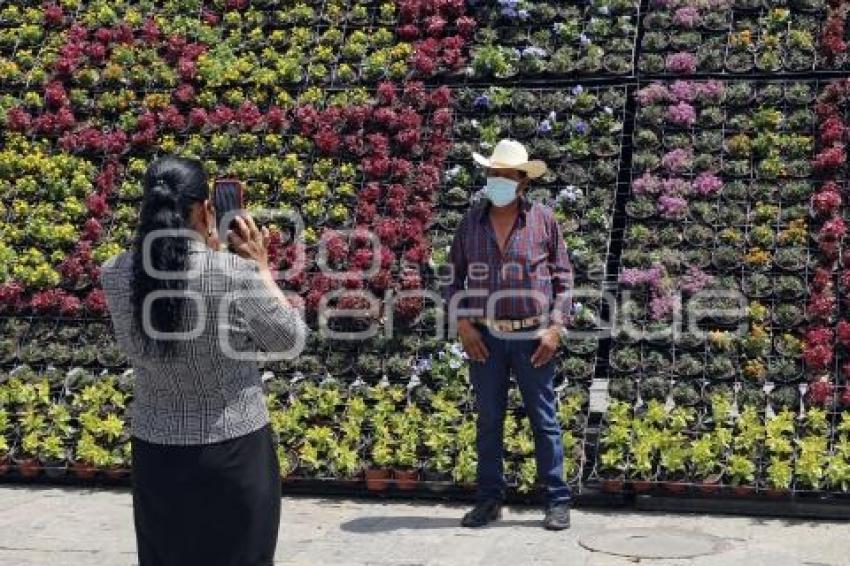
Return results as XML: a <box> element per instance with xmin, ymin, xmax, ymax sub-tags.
<box><xmin>443</xmin><ymin>139</ymin><xmax>573</xmax><ymax>530</ymax></box>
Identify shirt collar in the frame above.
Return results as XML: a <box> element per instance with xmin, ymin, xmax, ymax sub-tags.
<box><xmin>477</xmin><ymin>195</ymin><xmax>532</xmax><ymax>225</ymax></box>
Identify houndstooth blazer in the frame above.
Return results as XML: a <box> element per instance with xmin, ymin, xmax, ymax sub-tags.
<box><xmin>101</xmin><ymin>239</ymin><xmax>307</xmax><ymax>445</ymax></box>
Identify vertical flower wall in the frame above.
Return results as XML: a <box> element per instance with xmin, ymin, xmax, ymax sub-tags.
<box><xmin>2</xmin><ymin>0</ymin><xmax>850</xmax><ymax>505</ymax></box>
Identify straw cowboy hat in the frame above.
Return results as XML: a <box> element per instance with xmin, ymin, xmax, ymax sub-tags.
<box><xmin>472</xmin><ymin>139</ymin><xmax>548</xmax><ymax>179</ymax></box>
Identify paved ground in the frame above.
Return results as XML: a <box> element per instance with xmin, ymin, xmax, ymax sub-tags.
<box><xmin>0</xmin><ymin>486</ymin><xmax>847</xmax><ymax>565</ymax></box>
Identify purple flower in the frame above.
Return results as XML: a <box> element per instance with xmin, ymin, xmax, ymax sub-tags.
<box><xmin>575</xmin><ymin>120</ymin><xmax>588</xmax><ymax>134</ymax></box>
<box><xmin>636</xmin><ymin>83</ymin><xmax>671</xmax><ymax>106</ymax></box>
<box><xmin>538</xmin><ymin>119</ymin><xmax>553</xmax><ymax>133</ymax></box>
<box><xmin>666</xmin><ymin>101</ymin><xmax>697</xmax><ymax>126</ymax></box>
<box><xmin>522</xmin><ymin>46</ymin><xmax>547</xmax><ymax>59</ymax></box>
<box><xmin>649</xmin><ymin>293</ymin><xmax>680</xmax><ymax>321</ymax></box>
<box><xmin>571</xmin><ymin>85</ymin><xmax>584</xmax><ymax>96</ymax></box>
<box><xmin>662</xmin><ymin>148</ymin><xmax>693</xmax><ymax>173</ymax></box>
<box><xmin>658</xmin><ymin>195</ymin><xmax>688</xmax><ymax>219</ymax></box>
<box><xmin>661</xmin><ymin>177</ymin><xmax>691</xmax><ymax>196</ymax></box>
<box><xmin>679</xmin><ymin>267</ymin><xmax>715</xmax><ymax>295</ymax></box>
<box><xmin>692</xmin><ymin>172</ymin><xmax>723</xmax><ymax>196</ymax></box>
<box><xmin>666</xmin><ymin>52</ymin><xmax>698</xmax><ymax>74</ymax></box>
<box><xmin>673</xmin><ymin>7</ymin><xmax>700</xmax><ymax>28</ymax></box>
<box><xmin>695</xmin><ymin>80</ymin><xmax>726</xmax><ymax>103</ymax></box>
<box><xmin>632</xmin><ymin>172</ymin><xmax>662</xmax><ymax>195</ymax></box>
<box><xmin>473</xmin><ymin>94</ymin><xmax>490</xmax><ymax>109</ymax></box>
<box><xmin>669</xmin><ymin>80</ymin><xmax>697</xmax><ymax>102</ymax></box>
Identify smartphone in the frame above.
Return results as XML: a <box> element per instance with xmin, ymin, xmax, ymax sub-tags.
<box><xmin>213</xmin><ymin>178</ymin><xmax>245</xmax><ymax>238</ymax></box>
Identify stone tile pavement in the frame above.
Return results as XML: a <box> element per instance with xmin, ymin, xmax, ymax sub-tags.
<box><xmin>0</xmin><ymin>486</ymin><xmax>846</xmax><ymax>565</ymax></box>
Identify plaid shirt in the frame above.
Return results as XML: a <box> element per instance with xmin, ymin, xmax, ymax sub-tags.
<box><xmin>101</xmin><ymin>239</ymin><xmax>307</xmax><ymax>445</ymax></box>
<box><xmin>443</xmin><ymin>198</ymin><xmax>573</xmax><ymax>326</ymax></box>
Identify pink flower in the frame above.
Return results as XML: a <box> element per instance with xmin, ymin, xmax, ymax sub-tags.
<box><xmin>673</xmin><ymin>7</ymin><xmax>700</xmax><ymax>28</ymax></box>
<box><xmin>649</xmin><ymin>293</ymin><xmax>680</xmax><ymax>321</ymax></box>
<box><xmin>692</xmin><ymin>172</ymin><xmax>723</xmax><ymax>196</ymax></box>
<box><xmin>695</xmin><ymin>80</ymin><xmax>725</xmax><ymax>103</ymax></box>
<box><xmin>669</xmin><ymin>80</ymin><xmax>697</xmax><ymax>102</ymax></box>
<box><xmin>661</xmin><ymin>148</ymin><xmax>693</xmax><ymax>173</ymax></box>
<box><xmin>658</xmin><ymin>195</ymin><xmax>688</xmax><ymax>219</ymax></box>
<box><xmin>636</xmin><ymin>83</ymin><xmax>671</xmax><ymax>106</ymax></box>
<box><xmin>666</xmin><ymin>101</ymin><xmax>697</xmax><ymax>126</ymax></box>
<box><xmin>666</xmin><ymin>52</ymin><xmax>698</xmax><ymax>74</ymax></box>
<box><xmin>85</xmin><ymin>289</ymin><xmax>108</xmax><ymax>315</ymax></box>
<box><xmin>679</xmin><ymin>267</ymin><xmax>714</xmax><ymax>294</ymax></box>
<box><xmin>661</xmin><ymin>177</ymin><xmax>691</xmax><ymax>196</ymax></box>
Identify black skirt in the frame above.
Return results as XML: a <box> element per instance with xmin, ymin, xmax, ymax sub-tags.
<box><xmin>131</xmin><ymin>425</ymin><xmax>281</xmax><ymax>566</ymax></box>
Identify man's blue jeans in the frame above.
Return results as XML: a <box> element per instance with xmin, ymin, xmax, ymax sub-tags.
<box><xmin>469</xmin><ymin>326</ymin><xmax>571</xmax><ymax>506</ymax></box>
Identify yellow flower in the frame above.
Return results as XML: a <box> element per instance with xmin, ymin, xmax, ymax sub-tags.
<box><xmin>745</xmin><ymin>248</ymin><xmax>771</xmax><ymax>267</ymax></box>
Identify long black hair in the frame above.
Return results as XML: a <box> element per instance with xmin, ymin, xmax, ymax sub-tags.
<box><xmin>131</xmin><ymin>156</ymin><xmax>209</xmax><ymax>354</ymax></box>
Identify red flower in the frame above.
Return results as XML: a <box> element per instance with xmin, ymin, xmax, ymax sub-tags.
<box><xmin>86</xmin><ymin>192</ymin><xmax>110</xmax><ymax>217</ymax></box>
<box><xmin>352</xmin><ymin>248</ymin><xmax>374</xmax><ymax>270</ymax></box>
<box><xmin>360</xmin><ymin>182</ymin><xmax>382</xmax><ymax>203</ymax></box>
<box><xmin>174</xmin><ymin>83</ymin><xmax>195</xmax><ymax>104</ymax></box>
<box><xmin>811</xmin><ymin>187</ymin><xmax>841</xmax><ymax>217</ymax></box>
<box><xmin>188</xmin><ymin>107</ymin><xmax>209</xmax><ymax>129</ymax></box>
<box><xmin>395</xmin><ymin>129</ymin><xmax>421</xmax><ymax>150</ymax></box>
<box><xmin>238</xmin><ymin>101</ymin><xmax>262</xmax><ymax>130</ymax></box>
<box><xmin>390</xmin><ymin>158</ymin><xmax>413</xmax><ymax>180</ymax></box>
<box><xmin>394</xmin><ymin>295</ymin><xmax>423</xmax><ymax>320</ymax></box>
<box><xmin>403</xmin><ymin>81</ymin><xmax>428</xmax><ymax>108</ymax></box>
<box><xmin>820</xmin><ymin>115</ymin><xmax>846</xmax><ymax>145</ymax></box>
<box><xmin>812</xmin><ymin>267</ymin><xmax>832</xmax><ymax>291</ymax></box>
<box><xmin>6</xmin><ymin>107</ymin><xmax>31</xmax><ymax>132</ymax></box>
<box><xmin>356</xmin><ymin>202</ymin><xmax>378</xmax><ymax>224</ymax></box>
<box><xmin>30</xmin><ymin>289</ymin><xmax>63</xmax><ymax>313</ymax></box>
<box><xmin>366</xmin><ymin>132</ymin><xmax>390</xmax><ymax>153</ymax></box>
<box><xmin>404</xmin><ymin>244</ymin><xmax>430</xmax><ymax>264</ymax></box>
<box><xmin>265</xmin><ymin>106</ymin><xmax>287</xmax><ymax>131</ymax></box>
<box><xmin>803</xmin><ymin>343</ymin><xmax>833</xmax><ymax>371</ymax></box>
<box><xmin>813</xmin><ymin>144</ymin><xmax>846</xmax><ymax>171</ymax></box>
<box><xmin>425</xmin><ymin>15</ymin><xmax>447</xmax><ymax>36</ymax></box>
<box><xmin>456</xmin><ymin>16</ymin><xmax>476</xmax><ymax>37</ymax></box>
<box><xmin>807</xmin><ymin>377</ymin><xmax>835</xmax><ymax>407</ymax></box>
<box><xmin>376</xmin><ymin>81</ymin><xmax>397</xmax><ymax>105</ymax></box>
<box><xmin>379</xmin><ymin>245</ymin><xmax>395</xmax><ymax>268</ymax></box>
<box><xmin>141</xmin><ymin>18</ymin><xmax>161</xmax><ymax>43</ymax></box>
<box><xmin>294</xmin><ymin>105</ymin><xmax>319</xmax><ymax>134</ymax></box>
<box><xmin>314</xmin><ymin>127</ymin><xmax>341</xmax><ymax>154</ymax></box>
<box><xmin>322</xmin><ymin>229</ymin><xmax>349</xmax><ymax>263</ymax></box>
<box><xmin>400</xmin><ymin>270</ymin><xmax>422</xmax><ymax>290</ymax></box>
<box><xmin>820</xmin><ymin>216</ymin><xmax>847</xmax><ymax>240</ymax></box>
<box><xmin>86</xmin><ymin>42</ymin><xmax>107</xmax><ymax>62</ymax></box>
<box><xmin>842</xmin><ymin>386</ymin><xmax>850</xmax><ymax>408</ymax></box>
<box><xmin>177</xmin><ymin>57</ymin><xmax>196</xmax><ymax>80</ymax></box>
<box><xmin>210</xmin><ymin>105</ymin><xmax>235</xmax><ymax>128</ymax></box>
<box><xmin>45</xmin><ymin>81</ymin><xmax>68</xmax><ymax>108</ymax></box>
<box><xmin>0</xmin><ymin>283</ymin><xmax>23</xmax><ymax>310</ymax></box>
<box><xmin>431</xmin><ymin>107</ymin><xmax>453</xmax><ymax>128</ymax></box>
<box><xmin>807</xmin><ymin>326</ymin><xmax>834</xmax><ymax>345</ymax></box>
<box><xmin>373</xmin><ymin>107</ymin><xmax>398</xmax><ymax>129</ymax></box>
<box><xmin>807</xmin><ymin>291</ymin><xmax>836</xmax><ymax>320</ymax></box>
<box><xmin>375</xmin><ymin>217</ymin><xmax>403</xmax><ymax>247</ymax></box>
<box><xmin>159</xmin><ymin>105</ymin><xmax>186</xmax><ymax>131</ymax></box>
<box><xmin>83</xmin><ymin>217</ymin><xmax>103</xmax><ymax>241</ymax></box>
<box><xmin>362</xmin><ymin>156</ymin><xmax>391</xmax><ymax>179</ymax></box>
<box><xmin>201</xmin><ymin>8</ymin><xmax>220</xmax><ymax>25</ymax></box>
<box><xmin>368</xmin><ymin>269</ymin><xmax>392</xmax><ymax>293</ymax></box>
<box><xmin>44</xmin><ymin>4</ymin><xmax>64</xmax><ymax>26</ymax></box>
<box><xmin>59</xmin><ymin>295</ymin><xmax>82</xmax><ymax>316</ymax></box>
<box><xmin>397</xmin><ymin>24</ymin><xmax>420</xmax><ymax>41</ymax></box>
<box><xmin>85</xmin><ymin>289</ymin><xmax>108</xmax><ymax>315</ymax></box>
<box><xmin>343</xmin><ymin>105</ymin><xmax>370</xmax><ymax>129</ymax></box>
<box><xmin>397</xmin><ymin>106</ymin><xmax>423</xmax><ymax>129</ymax></box>
<box><xmin>93</xmin><ymin>27</ymin><xmax>112</xmax><ymax>44</ymax></box>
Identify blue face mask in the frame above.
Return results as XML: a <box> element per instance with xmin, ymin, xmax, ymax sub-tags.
<box><xmin>484</xmin><ymin>177</ymin><xmax>519</xmax><ymax>207</ymax></box>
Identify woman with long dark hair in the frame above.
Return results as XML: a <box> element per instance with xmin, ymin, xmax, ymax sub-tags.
<box><xmin>101</xmin><ymin>156</ymin><xmax>306</xmax><ymax>566</ymax></box>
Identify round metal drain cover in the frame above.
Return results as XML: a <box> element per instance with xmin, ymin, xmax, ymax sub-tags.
<box><xmin>579</xmin><ymin>528</ymin><xmax>725</xmax><ymax>559</ymax></box>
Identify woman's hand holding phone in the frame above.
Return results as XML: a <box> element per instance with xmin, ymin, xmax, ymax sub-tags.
<box><xmin>228</xmin><ymin>215</ymin><xmax>271</xmax><ymax>271</ymax></box>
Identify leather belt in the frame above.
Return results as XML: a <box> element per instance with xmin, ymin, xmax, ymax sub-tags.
<box><xmin>472</xmin><ymin>316</ymin><xmax>544</xmax><ymax>333</ymax></box>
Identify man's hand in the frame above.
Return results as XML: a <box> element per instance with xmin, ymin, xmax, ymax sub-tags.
<box><xmin>458</xmin><ymin>319</ymin><xmax>489</xmax><ymax>363</ymax></box>
<box><xmin>531</xmin><ymin>325</ymin><xmax>561</xmax><ymax>368</ymax></box>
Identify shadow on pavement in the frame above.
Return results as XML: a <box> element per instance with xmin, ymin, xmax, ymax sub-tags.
<box><xmin>340</xmin><ymin>516</ymin><xmax>541</xmax><ymax>533</ymax></box>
